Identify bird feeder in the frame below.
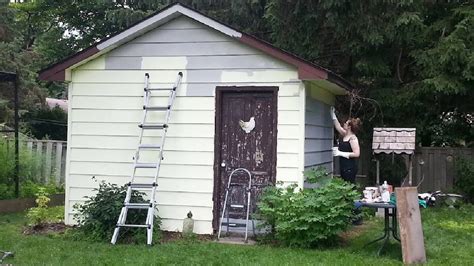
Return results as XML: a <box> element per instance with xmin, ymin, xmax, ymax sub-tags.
<box><xmin>372</xmin><ymin>128</ymin><xmax>416</xmax><ymax>186</ymax></box>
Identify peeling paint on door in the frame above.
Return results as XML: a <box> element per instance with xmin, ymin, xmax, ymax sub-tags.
<box><xmin>255</xmin><ymin>148</ymin><xmax>264</xmax><ymax>166</ymax></box>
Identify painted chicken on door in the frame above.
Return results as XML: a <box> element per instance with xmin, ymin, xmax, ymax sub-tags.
<box><xmin>213</xmin><ymin>87</ymin><xmax>277</xmax><ymax>230</ymax></box>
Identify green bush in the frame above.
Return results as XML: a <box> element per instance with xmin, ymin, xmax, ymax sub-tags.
<box><xmin>0</xmin><ymin>139</ymin><xmax>14</xmax><ymax>199</ymax></box>
<box><xmin>0</xmin><ymin>183</ymin><xmax>14</xmax><ymax>199</ymax></box>
<box><xmin>0</xmin><ymin>180</ymin><xmax>63</xmax><ymax>200</ymax></box>
<box><xmin>303</xmin><ymin>166</ymin><xmax>332</xmax><ymax>185</ymax></box>
<box><xmin>0</xmin><ymin>138</ymin><xmax>43</xmax><ymax>183</ymax></box>
<box><xmin>73</xmin><ymin>181</ymin><xmax>161</xmax><ymax>243</ymax></box>
<box><xmin>26</xmin><ymin>188</ymin><xmax>62</xmax><ymax>226</ymax></box>
<box><xmin>257</xmin><ymin>167</ymin><xmax>359</xmax><ymax>248</ymax></box>
<box><xmin>26</xmin><ymin>188</ymin><xmax>50</xmax><ymax>226</ymax></box>
<box><xmin>0</xmin><ymin>138</ymin><xmax>64</xmax><ymax>199</ymax></box>
<box><xmin>455</xmin><ymin>157</ymin><xmax>474</xmax><ymax>203</ymax></box>
<box><xmin>20</xmin><ymin>180</ymin><xmax>63</xmax><ymax>198</ymax></box>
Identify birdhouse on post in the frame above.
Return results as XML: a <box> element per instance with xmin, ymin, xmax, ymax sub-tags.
<box><xmin>372</xmin><ymin>128</ymin><xmax>416</xmax><ymax>186</ymax></box>
<box><xmin>373</xmin><ymin>128</ymin><xmax>426</xmax><ymax>264</ymax></box>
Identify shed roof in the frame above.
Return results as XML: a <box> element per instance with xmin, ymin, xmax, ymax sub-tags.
<box><xmin>38</xmin><ymin>3</ymin><xmax>352</xmax><ymax>91</ymax></box>
<box><xmin>372</xmin><ymin>128</ymin><xmax>416</xmax><ymax>155</ymax></box>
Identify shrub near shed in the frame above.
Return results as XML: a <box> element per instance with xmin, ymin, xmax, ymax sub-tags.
<box><xmin>73</xmin><ymin>180</ymin><xmax>161</xmax><ymax>243</ymax></box>
<box><xmin>257</xmin><ymin>167</ymin><xmax>359</xmax><ymax>248</ymax></box>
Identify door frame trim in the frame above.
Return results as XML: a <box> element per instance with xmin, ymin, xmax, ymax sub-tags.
<box><xmin>212</xmin><ymin>86</ymin><xmax>278</xmax><ymax>232</ymax></box>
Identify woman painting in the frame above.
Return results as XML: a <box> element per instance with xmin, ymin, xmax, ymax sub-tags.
<box><xmin>331</xmin><ymin>107</ymin><xmax>361</xmax><ymax>184</ymax></box>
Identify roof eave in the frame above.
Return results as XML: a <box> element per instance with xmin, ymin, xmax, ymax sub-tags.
<box><xmin>237</xmin><ymin>34</ymin><xmax>328</xmax><ymax>79</ymax></box>
<box><xmin>38</xmin><ymin>46</ymin><xmax>100</xmax><ymax>81</ymax></box>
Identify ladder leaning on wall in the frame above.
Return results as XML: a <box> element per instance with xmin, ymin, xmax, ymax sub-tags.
<box><xmin>111</xmin><ymin>72</ymin><xmax>183</xmax><ymax>245</ymax></box>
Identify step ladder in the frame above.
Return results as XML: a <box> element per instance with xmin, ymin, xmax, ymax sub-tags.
<box><xmin>111</xmin><ymin>72</ymin><xmax>183</xmax><ymax>245</ymax></box>
<box><xmin>217</xmin><ymin>168</ymin><xmax>256</xmax><ymax>243</ymax></box>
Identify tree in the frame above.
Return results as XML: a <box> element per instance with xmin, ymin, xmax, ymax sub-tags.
<box><xmin>265</xmin><ymin>0</ymin><xmax>473</xmax><ymax>147</ymax></box>
<box><xmin>0</xmin><ymin>1</ymin><xmax>52</xmax><ymax>136</ymax></box>
<box><xmin>2</xmin><ymin>0</ymin><xmax>472</xmax><ymax>146</ymax></box>
<box><xmin>23</xmin><ymin>106</ymin><xmax>67</xmax><ymax>140</ymax></box>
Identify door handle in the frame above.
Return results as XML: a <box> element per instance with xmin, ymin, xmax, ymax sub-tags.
<box><xmin>221</xmin><ymin>161</ymin><xmax>226</xmax><ymax>168</ymax></box>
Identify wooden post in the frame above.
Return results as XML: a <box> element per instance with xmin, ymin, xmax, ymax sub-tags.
<box><xmin>45</xmin><ymin>141</ymin><xmax>53</xmax><ymax>183</ymax></box>
<box><xmin>396</xmin><ymin>187</ymin><xmax>426</xmax><ymax>264</ymax></box>
<box><xmin>55</xmin><ymin>142</ymin><xmax>63</xmax><ymax>185</ymax></box>
<box><xmin>376</xmin><ymin>159</ymin><xmax>380</xmax><ymax>185</ymax></box>
<box><xmin>26</xmin><ymin>140</ymin><xmax>33</xmax><ymax>152</ymax></box>
<box><xmin>408</xmin><ymin>154</ymin><xmax>413</xmax><ymax>186</ymax></box>
<box><xmin>36</xmin><ymin>141</ymin><xmax>43</xmax><ymax>182</ymax></box>
<box><xmin>60</xmin><ymin>143</ymin><xmax>67</xmax><ymax>184</ymax></box>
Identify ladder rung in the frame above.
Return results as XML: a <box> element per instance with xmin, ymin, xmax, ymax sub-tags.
<box><xmin>145</xmin><ymin>87</ymin><xmax>174</xmax><ymax>92</ymax></box>
<box><xmin>116</xmin><ymin>224</ymin><xmax>151</xmax><ymax>228</ymax></box>
<box><xmin>134</xmin><ymin>163</ymin><xmax>158</xmax><ymax>169</ymax></box>
<box><xmin>139</xmin><ymin>124</ymin><xmax>167</xmax><ymax>129</ymax></box>
<box><xmin>221</xmin><ymin>222</ymin><xmax>247</xmax><ymax>228</ymax></box>
<box><xmin>143</xmin><ymin>105</ymin><xmax>170</xmax><ymax>111</ymax></box>
<box><xmin>125</xmin><ymin>203</ymin><xmax>152</xmax><ymax>209</ymax></box>
<box><xmin>138</xmin><ymin>144</ymin><xmax>161</xmax><ymax>149</ymax></box>
<box><xmin>127</xmin><ymin>182</ymin><xmax>158</xmax><ymax>188</ymax></box>
<box><xmin>230</xmin><ymin>204</ymin><xmax>245</xmax><ymax>208</ymax></box>
<box><xmin>227</xmin><ymin>212</ymin><xmax>247</xmax><ymax>217</ymax></box>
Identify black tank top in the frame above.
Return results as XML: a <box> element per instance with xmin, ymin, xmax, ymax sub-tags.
<box><xmin>338</xmin><ymin>139</ymin><xmax>357</xmax><ymax>171</ymax></box>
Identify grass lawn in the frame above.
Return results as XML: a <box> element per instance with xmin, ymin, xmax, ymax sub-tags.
<box><xmin>0</xmin><ymin>206</ymin><xmax>473</xmax><ymax>265</ymax></box>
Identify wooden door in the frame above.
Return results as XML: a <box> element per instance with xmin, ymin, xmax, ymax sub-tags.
<box><xmin>213</xmin><ymin>87</ymin><xmax>277</xmax><ymax>230</ymax></box>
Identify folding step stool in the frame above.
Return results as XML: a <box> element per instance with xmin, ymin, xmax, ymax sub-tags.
<box><xmin>217</xmin><ymin>168</ymin><xmax>256</xmax><ymax>243</ymax></box>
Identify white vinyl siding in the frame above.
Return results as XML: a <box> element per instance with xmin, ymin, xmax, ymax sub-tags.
<box><xmin>304</xmin><ymin>94</ymin><xmax>334</xmax><ymax>172</ymax></box>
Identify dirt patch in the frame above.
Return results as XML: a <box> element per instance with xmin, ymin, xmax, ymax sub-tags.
<box><xmin>160</xmin><ymin>231</ymin><xmax>215</xmax><ymax>243</ymax></box>
<box><xmin>23</xmin><ymin>223</ymin><xmax>71</xmax><ymax>235</ymax></box>
<box><xmin>338</xmin><ymin>221</ymin><xmax>372</xmax><ymax>246</ymax></box>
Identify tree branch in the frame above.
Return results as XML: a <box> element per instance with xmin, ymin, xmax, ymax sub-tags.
<box><xmin>397</xmin><ymin>48</ymin><xmax>403</xmax><ymax>84</ymax></box>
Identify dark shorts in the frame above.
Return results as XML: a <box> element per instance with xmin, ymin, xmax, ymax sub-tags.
<box><xmin>341</xmin><ymin>168</ymin><xmax>357</xmax><ymax>184</ymax></box>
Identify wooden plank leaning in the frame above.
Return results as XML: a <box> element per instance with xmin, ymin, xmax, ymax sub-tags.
<box><xmin>395</xmin><ymin>187</ymin><xmax>427</xmax><ymax>264</ymax></box>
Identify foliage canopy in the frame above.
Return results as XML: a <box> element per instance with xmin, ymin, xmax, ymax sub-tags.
<box><xmin>0</xmin><ymin>0</ymin><xmax>472</xmax><ymax>145</ymax></box>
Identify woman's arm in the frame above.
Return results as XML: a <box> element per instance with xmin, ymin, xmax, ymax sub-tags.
<box><xmin>331</xmin><ymin>107</ymin><xmax>347</xmax><ymax>136</ymax></box>
<box><xmin>333</xmin><ymin>136</ymin><xmax>360</xmax><ymax>159</ymax></box>
<box><xmin>349</xmin><ymin>136</ymin><xmax>360</xmax><ymax>158</ymax></box>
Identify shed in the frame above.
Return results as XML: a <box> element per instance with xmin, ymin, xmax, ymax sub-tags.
<box><xmin>39</xmin><ymin>3</ymin><xmax>351</xmax><ymax>234</ymax></box>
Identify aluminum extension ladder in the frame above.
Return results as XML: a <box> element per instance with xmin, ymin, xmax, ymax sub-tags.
<box><xmin>111</xmin><ymin>72</ymin><xmax>183</xmax><ymax>245</ymax></box>
<box><xmin>217</xmin><ymin>168</ymin><xmax>256</xmax><ymax>243</ymax></box>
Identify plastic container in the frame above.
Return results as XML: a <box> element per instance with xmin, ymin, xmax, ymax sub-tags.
<box><xmin>381</xmin><ymin>181</ymin><xmax>390</xmax><ymax>202</ymax></box>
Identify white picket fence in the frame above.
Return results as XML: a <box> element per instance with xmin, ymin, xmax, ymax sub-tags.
<box><xmin>24</xmin><ymin>140</ymin><xmax>67</xmax><ymax>185</ymax></box>
<box><xmin>7</xmin><ymin>139</ymin><xmax>67</xmax><ymax>185</ymax></box>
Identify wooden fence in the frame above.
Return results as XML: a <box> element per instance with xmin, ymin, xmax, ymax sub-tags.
<box><xmin>340</xmin><ymin>147</ymin><xmax>474</xmax><ymax>192</ymax></box>
<box><xmin>2</xmin><ymin>139</ymin><xmax>67</xmax><ymax>186</ymax></box>
<box><xmin>413</xmin><ymin>147</ymin><xmax>473</xmax><ymax>192</ymax></box>
<box><xmin>26</xmin><ymin>140</ymin><xmax>67</xmax><ymax>185</ymax></box>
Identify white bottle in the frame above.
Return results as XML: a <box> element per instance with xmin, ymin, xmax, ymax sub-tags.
<box><xmin>381</xmin><ymin>181</ymin><xmax>390</xmax><ymax>202</ymax></box>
